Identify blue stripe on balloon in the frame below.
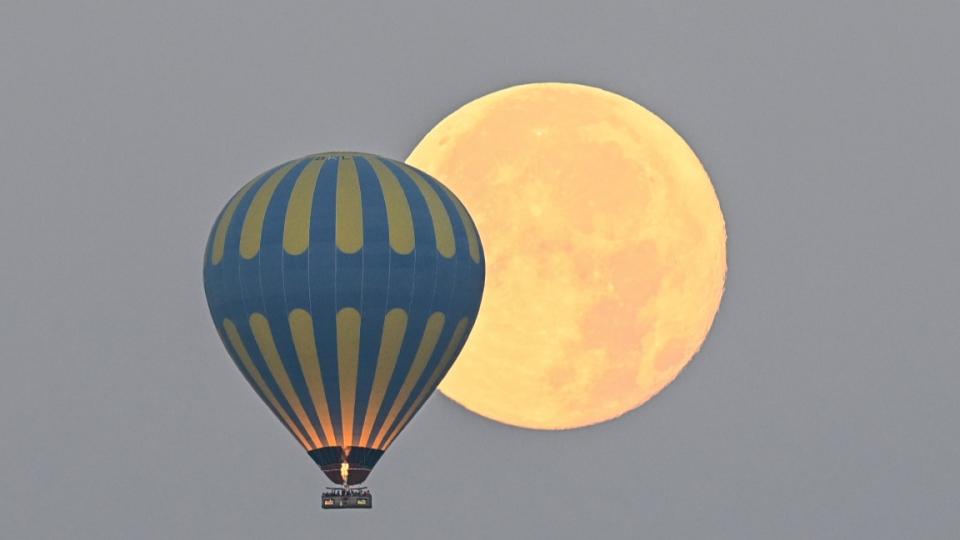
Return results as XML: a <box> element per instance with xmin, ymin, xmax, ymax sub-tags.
<box><xmin>257</xmin><ymin>158</ymin><xmax>330</xmax><ymax>446</ymax></box>
<box><xmin>308</xmin><ymin>158</ymin><xmax>344</xmax><ymax>445</ymax></box>
<box><xmin>350</xmin><ymin>156</ymin><xmax>391</xmax><ymax>446</ymax></box>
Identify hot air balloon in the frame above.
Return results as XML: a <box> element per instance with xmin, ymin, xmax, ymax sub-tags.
<box><xmin>202</xmin><ymin>152</ymin><xmax>484</xmax><ymax>508</ymax></box>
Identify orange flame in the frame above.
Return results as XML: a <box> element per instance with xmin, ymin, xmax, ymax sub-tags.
<box><xmin>340</xmin><ymin>462</ymin><xmax>350</xmax><ymax>485</ymax></box>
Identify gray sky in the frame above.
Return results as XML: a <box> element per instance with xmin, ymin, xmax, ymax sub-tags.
<box><xmin>2</xmin><ymin>2</ymin><xmax>958</xmax><ymax>539</ymax></box>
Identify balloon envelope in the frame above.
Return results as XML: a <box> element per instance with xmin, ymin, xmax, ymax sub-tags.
<box><xmin>203</xmin><ymin>152</ymin><xmax>484</xmax><ymax>485</ymax></box>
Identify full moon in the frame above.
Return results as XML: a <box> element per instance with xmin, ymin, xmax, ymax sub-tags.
<box><xmin>408</xmin><ymin>83</ymin><xmax>726</xmax><ymax>430</ymax></box>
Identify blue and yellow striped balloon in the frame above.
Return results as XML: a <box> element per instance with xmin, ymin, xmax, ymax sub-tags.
<box><xmin>203</xmin><ymin>152</ymin><xmax>484</xmax><ymax>486</ymax></box>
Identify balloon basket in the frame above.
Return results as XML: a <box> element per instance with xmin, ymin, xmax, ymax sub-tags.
<box><xmin>321</xmin><ymin>487</ymin><xmax>373</xmax><ymax>510</ymax></box>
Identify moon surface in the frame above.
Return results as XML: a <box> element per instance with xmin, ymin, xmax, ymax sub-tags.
<box><xmin>407</xmin><ymin>83</ymin><xmax>726</xmax><ymax>430</ymax></box>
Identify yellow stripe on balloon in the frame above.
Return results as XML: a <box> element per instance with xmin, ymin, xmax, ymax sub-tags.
<box><xmin>222</xmin><ymin>319</ymin><xmax>310</xmax><ymax>448</ymax></box>
<box><xmin>240</xmin><ymin>161</ymin><xmax>297</xmax><ymax>260</ymax></box>
<box><xmin>335</xmin><ymin>158</ymin><xmax>364</xmax><ymax>254</ymax></box>
<box><xmin>367</xmin><ymin>157</ymin><xmax>415</xmax><ymax>255</ymax></box>
<box><xmin>400</xmin><ymin>165</ymin><xmax>455</xmax><ymax>258</ymax></box>
<box><xmin>440</xmin><ymin>185</ymin><xmax>481</xmax><ymax>263</ymax></box>
<box><xmin>358</xmin><ymin>309</ymin><xmax>408</xmax><ymax>447</ymax></box>
<box><xmin>249</xmin><ymin>313</ymin><xmax>322</xmax><ymax>449</ymax></box>
<box><xmin>288</xmin><ymin>308</ymin><xmax>338</xmax><ymax>446</ymax></box>
<box><xmin>336</xmin><ymin>308</ymin><xmax>362</xmax><ymax>447</ymax></box>
<box><xmin>382</xmin><ymin>317</ymin><xmax>470</xmax><ymax>449</ymax></box>
<box><xmin>283</xmin><ymin>158</ymin><xmax>324</xmax><ymax>256</ymax></box>
<box><xmin>371</xmin><ymin>312</ymin><xmax>445</xmax><ymax>449</ymax></box>
<box><xmin>210</xmin><ymin>175</ymin><xmax>262</xmax><ymax>265</ymax></box>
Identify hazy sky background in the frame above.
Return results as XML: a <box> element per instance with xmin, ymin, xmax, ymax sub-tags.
<box><xmin>2</xmin><ymin>2</ymin><xmax>958</xmax><ymax>539</ymax></box>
